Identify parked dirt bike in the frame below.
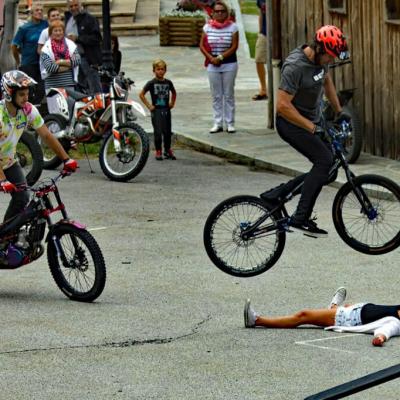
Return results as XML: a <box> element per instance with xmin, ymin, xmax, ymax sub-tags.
<box><xmin>204</xmin><ymin>120</ymin><xmax>400</xmax><ymax>277</ymax></box>
<box><xmin>0</xmin><ymin>172</ymin><xmax>106</xmax><ymax>301</ymax></box>
<box><xmin>16</xmin><ymin>130</ymin><xmax>44</xmax><ymax>186</ymax></box>
<box><xmin>323</xmin><ymin>60</ymin><xmax>362</xmax><ymax>164</ymax></box>
<box><xmin>39</xmin><ymin>71</ymin><xmax>150</xmax><ymax>182</ymax></box>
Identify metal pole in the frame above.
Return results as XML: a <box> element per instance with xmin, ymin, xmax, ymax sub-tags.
<box><xmin>266</xmin><ymin>0</ymin><xmax>274</xmax><ymax>129</ymax></box>
<box><xmin>305</xmin><ymin>363</ymin><xmax>400</xmax><ymax>400</ymax></box>
<box><xmin>101</xmin><ymin>0</ymin><xmax>114</xmax><ymax>75</ymax></box>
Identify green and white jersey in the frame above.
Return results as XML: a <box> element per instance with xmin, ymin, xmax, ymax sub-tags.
<box><xmin>0</xmin><ymin>100</ymin><xmax>43</xmax><ymax>170</ymax></box>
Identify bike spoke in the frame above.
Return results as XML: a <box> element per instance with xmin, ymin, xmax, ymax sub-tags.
<box><xmin>340</xmin><ymin>183</ymin><xmax>400</xmax><ymax>248</ymax></box>
<box><xmin>210</xmin><ymin>201</ymin><xmax>280</xmax><ymax>273</ymax></box>
<box><xmin>57</xmin><ymin>234</ymin><xmax>96</xmax><ymax>293</ymax></box>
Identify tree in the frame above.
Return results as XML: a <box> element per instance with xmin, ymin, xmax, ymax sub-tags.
<box><xmin>0</xmin><ymin>0</ymin><xmax>19</xmax><ymax>73</ymax></box>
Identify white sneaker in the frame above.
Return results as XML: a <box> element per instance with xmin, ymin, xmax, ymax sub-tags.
<box><xmin>209</xmin><ymin>124</ymin><xmax>223</xmax><ymax>133</ymax></box>
<box><xmin>244</xmin><ymin>299</ymin><xmax>258</xmax><ymax>328</ymax></box>
<box><xmin>227</xmin><ymin>124</ymin><xmax>236</xmax><ymax>133</ymax></box>
<box><xmin>329</xmin><ymin>287</ymin><xmax>347</xmax><ymax>308</ymax></box>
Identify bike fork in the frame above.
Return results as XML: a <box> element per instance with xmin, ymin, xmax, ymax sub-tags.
<box><xmin>110</xmin><ymin>86</ymin><xmax>122</xmax><ymax>152</ymax></box>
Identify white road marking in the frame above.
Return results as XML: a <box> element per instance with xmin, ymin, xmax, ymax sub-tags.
<box><xmin>87</xmin><ymin>227</ymin><xmax>108</xmax><ymax>231</ymax></box>
<box><xmin>295</xmin><ymin>334</ymin><xmax>360</xmax><ymax>354</ymax></box>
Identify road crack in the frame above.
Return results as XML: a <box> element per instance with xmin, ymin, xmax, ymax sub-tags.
<box><xmin>0</xmin><ymin>316</ymin><xmax>211</xmax><ymax>355</ymax></box>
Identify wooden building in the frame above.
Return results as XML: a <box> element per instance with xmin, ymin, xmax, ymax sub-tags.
<box><xmin>273</xmin><ymin>0</ymin><xmax>400</xmax><ymax>160</ymax></box>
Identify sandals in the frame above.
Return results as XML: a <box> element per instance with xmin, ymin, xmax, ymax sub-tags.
<box><xmin>252</xmin><ymin>93</ymin><xmax>268</xmax><ymax>101</ymax></box>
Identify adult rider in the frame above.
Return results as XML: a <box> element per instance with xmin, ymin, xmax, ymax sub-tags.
<box><xmin>264</xmin><ymin>25</ymin><xmax>351</xmax><ymax>238</ymax></box>
<box><xmin>0</xmin><ymin>70</ymin><xmax>78</xmax><ymax>221</ymax></box>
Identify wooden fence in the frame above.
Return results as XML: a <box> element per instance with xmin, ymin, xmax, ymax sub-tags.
<box><xmin>278</xmin><ymin>0</ymin><xmax>400</xmax><ymax>160</ymax></box>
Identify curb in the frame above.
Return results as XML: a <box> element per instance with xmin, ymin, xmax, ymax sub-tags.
<box><xmin>175</xmin><ymin>132</ymin><xmax>346</xmax><ymax>190</ymax></box>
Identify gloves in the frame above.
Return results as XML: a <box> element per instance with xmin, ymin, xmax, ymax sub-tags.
<box><xmin>0</xmin><ymin>180</ymin><xmax>17</xmax><ymax>193</ymax></box>
<box><xmin>62</xmin><ymin>158</ymin><xmax>78</xmax><ymax>173</ymax></box>
<box><xmin>313</xmin><ymin>125</ymin><xmax>330</xmax><ymax>142</ymax></box>
<box><xmin>335</xmin><ymin>110</ymin><xmax>352</xmax><ymax>124</ymax></box>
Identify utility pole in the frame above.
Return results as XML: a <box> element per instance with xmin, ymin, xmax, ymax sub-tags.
<box><xmin>101</xmin><ymin>0</ymin><xmax>114</xmax><ymax>76</ymax></box>
<box><xmin>0</xmin><ymin>0</ymin><xmax>19</xmax><ymax>73</ymax></box>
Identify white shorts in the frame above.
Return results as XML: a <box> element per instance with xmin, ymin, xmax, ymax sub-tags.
<box><xmin>335</xmin><ymin>303</ymin><xmax>366</xmax><ymax>327</ymax></box>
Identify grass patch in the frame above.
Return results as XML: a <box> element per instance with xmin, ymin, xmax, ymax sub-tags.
<box><xmin>239</xmin><ymin>0</ymin><xmax>259</xmax><ymax>15</ymax></box>
<box><xmin>245</xmin><ymin>31</ymin><xmax>257</xmax><ymax>58</ymax></box>
<box><xmin>69</xmin><ymin>142</ymin><xmax>102</xmax><ymax>159</ymax></box>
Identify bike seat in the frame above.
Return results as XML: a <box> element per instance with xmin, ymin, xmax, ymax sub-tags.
<box><xmin>65</xmin><ymin>88</ymin><xmax>89</xmax><ymax>101</ymax></box>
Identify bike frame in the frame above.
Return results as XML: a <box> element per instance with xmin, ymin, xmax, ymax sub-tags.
<box><xmin>241</xmin><ymin>122</ymin><xmax>374</xmax><ymax>239</ymax></box>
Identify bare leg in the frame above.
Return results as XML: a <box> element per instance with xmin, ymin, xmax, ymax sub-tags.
<box><xmin>256</xmin><ymin>62</ymin><xmax>267</xmax><ymax>96</ymax></box>
<box><xmin>255</xmin><ymin>308</ymin><xmax>337</xmax><ymax>328</ymax></box>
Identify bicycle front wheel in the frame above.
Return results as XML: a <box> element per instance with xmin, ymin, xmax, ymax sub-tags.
<box><xmin>203</xmin><ymin>195</ymin><xmax>286</xmax><ymax>277</ymax></box>
<box><xmin>48</xmin><ymin>224</ymin><xmax>106</xmax><ymax>302</ymax></box>
<box><xmin>332</xmin><ymin>174</ymin><xmax>400</xmax><ymax>254</ymax></box>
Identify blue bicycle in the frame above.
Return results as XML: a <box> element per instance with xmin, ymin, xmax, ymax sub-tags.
<box><xmin>203</xmin><ymin>121</ymin><xmax>400</xmax><ymax>277</ymax></box>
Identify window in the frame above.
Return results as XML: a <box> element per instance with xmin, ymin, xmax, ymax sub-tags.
<box><xmin>327</xmin><ymin>0</ymin><xmax>347</xmax><ymax>14</ymax></box>
<box><xmin>385</xmin><ymin>0</ymin><xmax>400</xmax><ymax>24</ymax></box>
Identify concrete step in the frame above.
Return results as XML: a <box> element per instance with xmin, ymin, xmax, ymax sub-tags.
<box><xmin>108</xmin><ymin>0</ymin><xmax>159</xmax><ymax>36</ymax></box>
<box><xmin>18</xmin><ymin>0</ymin><xmax>158</xmax><ymax>37</ymax></box>
<box><xmin>18</xmin><ymin>0</ymin><xmax>112</xmax><ymax>15</ymax></box>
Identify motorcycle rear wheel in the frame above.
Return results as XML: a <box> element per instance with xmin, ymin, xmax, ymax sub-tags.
<box><xmin>17</xmin><ymin>130</ymin><xmax>44</xmax><ymax>186</ymax></box>
<box><xmin>39</xmin><ymin>114</ymin><xmax>70</xmax><ymax>169</ymax></box>
<box><xmin>99</xmin><ymin>122</ymin><xmax>150</xmax><ymax>182</ymax></box>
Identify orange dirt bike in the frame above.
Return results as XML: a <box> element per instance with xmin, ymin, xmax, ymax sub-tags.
<box><xmin>39</xmin><ymin>70</ymin><xmax>149</xmax><ymax>182</ymax></box>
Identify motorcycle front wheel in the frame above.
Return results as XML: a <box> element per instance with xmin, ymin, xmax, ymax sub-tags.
<box><xmin>47</xmin><ymin>224</ymin><xmax>106</xmax><ymax>302</ymax></box>
<box><xmin>17</xmin><ymin>130</ymin><xmax>44</xmax><ymax>186</ymax></box>
<box><xmin>99</xmin><ymin>122</ymin><xmax>150</xmax><ymax>182</ymax></box>
<box><xmin>40</xmin><ymin>114</ymin><xmax>70</xmax><ymax>169</ymax></box>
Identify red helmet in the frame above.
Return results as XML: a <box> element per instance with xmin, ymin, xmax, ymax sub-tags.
<box><xmin>315</xmin><ymin>25</ymin><xmax>349</xmax><ymax>60</ymax></box>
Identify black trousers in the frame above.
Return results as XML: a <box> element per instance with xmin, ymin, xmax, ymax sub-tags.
<box><xmin>361</xmin><ymin>304</ymin><xmax>400</xmax><ymax>325</ymax></box>
<box><xmin>3</xmin><ymin>163</ymin><xmax>29</xmax><ymax>222</ymax></box>
<box><xmin>151</xmin><ymin>109</ymin><xmax>172</xmax><ymax>152</ymax></box>
<box><xmin>276</xmin><ymin>116</ymin><xmax>334</xmax><ymax>222</ymax></box>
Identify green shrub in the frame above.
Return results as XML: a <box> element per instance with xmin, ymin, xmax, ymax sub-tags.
<box><xmin>245</xmin><ymin>32</ymin><xmax>257</xmax><ymax>58</ymax></box>
<box><xmin>240</xmin><ymin>0</ymin><xmax>259</xmax><ymax>15</ymax></box>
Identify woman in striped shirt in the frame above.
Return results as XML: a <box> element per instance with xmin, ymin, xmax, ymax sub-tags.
<box><xmin>200</xmin><ymin>1</ymin><xmax>239</xmax><ymax>133</ymax></box>
<box><xmin>39</xmin><ymin>20</ymin><xmax>80</xmax><ymax>108</ymax></box>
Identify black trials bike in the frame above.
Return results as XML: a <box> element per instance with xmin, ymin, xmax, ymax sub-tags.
<box><xmin>203</xmin><ymin>121</ymin><xmax>400</xmax><ymax>277</ymax></box>
<box><xmin>0</xmin><ymin>172</ymin><xmax>106</xmax><ymax>301</ymax></box>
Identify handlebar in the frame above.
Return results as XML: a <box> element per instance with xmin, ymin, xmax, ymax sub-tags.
<box><xmin>5</xmin><ymin>171</ymin><xmax>71</xmax><ymax>194</ymax></box>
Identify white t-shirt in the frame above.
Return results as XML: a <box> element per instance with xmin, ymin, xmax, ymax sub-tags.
<box><xmin>203</xmin><ymin>22</ymin><xmax>238</xmax><ymax>72</ymax></box>
<box><xmin>38</xmin><ymin>27</ymin><xmax>49</xmax><ymax>45</ymax></box>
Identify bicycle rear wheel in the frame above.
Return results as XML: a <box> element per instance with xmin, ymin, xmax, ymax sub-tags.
<box><xmin>203</xmin><ymin>195</ymin><xmax>286</xmax><ymax>277</ymax></box>
<box><xmin>332</xmin><ymin>174</ymin><xmax>400</xmax><ymax>254</ymax></box>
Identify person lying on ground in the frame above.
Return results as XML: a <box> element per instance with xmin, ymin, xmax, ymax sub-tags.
<box><xmin>243</xmin><ymin>287</ymin><xmax>400</xmax><ymax>347</ymax></box>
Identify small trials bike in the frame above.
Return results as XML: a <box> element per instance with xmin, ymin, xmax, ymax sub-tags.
<box><xmin>203</xmin><ymin>121</ymin><xmax>400</xmax><ymax>277</ymax></box>
<box><xmin>0</xmin><ymin>172</ymin><xmax>106</xmax><ymax>301</ymax></box>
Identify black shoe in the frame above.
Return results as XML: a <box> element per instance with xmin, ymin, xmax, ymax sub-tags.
<box><xmin>289</xmin><ymin>219</ymin><xmax>328</xmax><ymax>238</ymax></box>
<box><xmin>164</xmin><ymin>150</ymin><xmax>176</xmax><ymax>160</ymax></box>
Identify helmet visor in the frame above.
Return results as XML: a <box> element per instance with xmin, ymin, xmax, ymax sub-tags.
<box><xmin>338</xmin><ymin>50</ymin><xmax>350</xmax><ymax>60</ymax></box>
